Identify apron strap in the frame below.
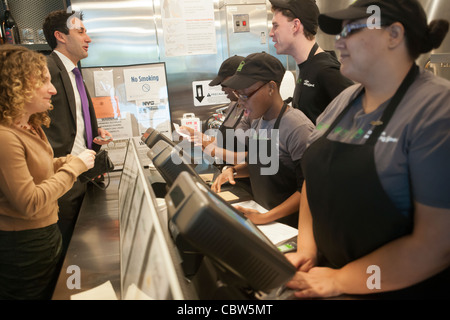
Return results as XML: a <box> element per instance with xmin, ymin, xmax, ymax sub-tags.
<box><xmin>221</xmin><ymin>101</ymin><xmax>237</xmax><ymax>123</ymax></box>
<box><xmin>366</xmin><ymin>64</ymin><xmax>419</xmax><ymax>145</ymax></box>
<box><xmin>221</xmin><ymin>101</ymin><xmax>244</xmax><ymax>130</ymax></box>
<box><xmin>323</xmin><ymin>64</ymin><xmax>419</xmax><ymax>145</ymax></box>
<box><xmin>253</xmin><ymin>101</ymin><xmax>288</xmax><ymax>137</ymax></box>
<box><xmin>308</xmin><ymin>42</ymin><xmax>319</xmax><ymax>60</ymax></box>
<box><xmin>274</xmin><ymin>102</ymin><xmax>288</xmax><ymax>130</ymax></box>
<box><xmin>232</xmin><ymin>108</ymin><xmax>245</xmax><ymax>130</ymax></box>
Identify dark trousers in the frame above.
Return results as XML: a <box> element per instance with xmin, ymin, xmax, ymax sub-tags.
<box><xmin>0</xmin><ymin>224</ymin><xmax>62</xmax><ymax>300</ymax></box>
<box><xmin>57</xmin><ymin>179</ymin><xmax>87</xmax><ymax>258</ymax></box>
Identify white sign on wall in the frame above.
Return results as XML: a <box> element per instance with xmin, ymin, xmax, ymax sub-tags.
<box><xmin>192</xmin><ymin>80</ymin><xmax>230</xmax><ymax>107</ymax></box>
<box><xmin>162</xmin><ymin>0</ymin><xmax>217</xmax><ymax>57</ymax></box>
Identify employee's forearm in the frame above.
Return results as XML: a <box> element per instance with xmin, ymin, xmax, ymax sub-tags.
<box><xmin>203</xmin><ymin>143</ymin><xmax>246</xmax><ymax>165</ymax></box>
<box><xmin>265</xmin><ymin>191</ymin><xmax>301</xmax><ymax>221</ymax></box>
<box><xmin>335</xmin><ymin>202</ymin><xmax>450</xmax><ymax>295</ymax></box>
<box><xmin>296</xmin><ymin>184</ymin><xmax>317</xmax><ymax>255</ymax></box>
<box><xmin>233</xmin><ymin>163</ymin><xmax>249</xmax><ymax>178</ymax></box>
<box><xmin>201</xmin><ymin>135</ymin><xmax>215</xmax><ymax>151</ymax></box>
<box><xmin>335</xmin><ymin>236</ymin><xmax>442</xmax><ymax>294</ymax></box>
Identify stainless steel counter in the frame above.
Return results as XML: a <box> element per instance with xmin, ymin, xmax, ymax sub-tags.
<box><xmin>52</xmin><ymin>172</ymin><xmax>122</xmax><ymax>300</ymax></box>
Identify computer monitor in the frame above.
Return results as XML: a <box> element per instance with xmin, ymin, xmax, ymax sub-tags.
<box><xmin>165</xmin><ymin>171</ymin><xmax>296</xmax><ymax>293</ymax></box>
<box><xmin>144</xmin><ymin>126</ymin><xmax>220</xmax><ymax>187</ymax></box>
<box><xmin>147</xmin><ymin>140</ymin><xmax>204</xmax><ymax>187</ymax></box>
<box><xmin>141</xmin><ymin>127</ymin><xmax>176</xmax><ymax>148</ymax></box>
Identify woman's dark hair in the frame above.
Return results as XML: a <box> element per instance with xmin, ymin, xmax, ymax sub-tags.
<box><xmin>419</xmin><ymin>20</ymin><xmax>449</xmax><ymax>55</ymax></box>
<box><xmin>383</xmin><ymin>17</ymin><xmax>449</xmax><ymax>60</ymax></box>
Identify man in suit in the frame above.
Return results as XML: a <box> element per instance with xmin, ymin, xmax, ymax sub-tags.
<box><xmin>43</xmin><ymin>10</ymin><xmax>113</xmax><ymax>256</ymax></box>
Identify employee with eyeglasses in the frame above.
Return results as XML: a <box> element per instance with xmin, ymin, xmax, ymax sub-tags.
<box><xmin>285</xmin><ymin>0</ymin><xmax>450</xmax><ymax>299</ymax></box>
<box><xmin>211</xmin><ymin>52</ymin><xmax>314</xmax><ymax>228</ymax></box>
<box><xmin>180</xmin><ymin>55</ymin><xmax>251</xmax><ymax>165</ymax></box>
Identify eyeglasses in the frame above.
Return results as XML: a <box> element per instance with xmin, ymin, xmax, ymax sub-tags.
<box><xmin>233</xmin><ymin>82</ymin><xmax>267</xmax><ymax>101</ymax></box>
<box><xmin>336</xmin><ymin>23</ymin><xmax>383</xmax><ymax>40</ymax></box>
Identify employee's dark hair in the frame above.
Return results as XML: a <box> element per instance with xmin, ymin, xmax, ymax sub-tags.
<box><xmin>381</xmin><ymin>17</ymin><xmax>449</xmax><ymax>60</ymax></box>
<box><xmin>409</xmin><ymin>19</ymin><xmax>448</xmax><ymax>60</ymax></box>
<box><xmin>271</xmin><ymin>5</ymin><xmax>316</xmax><ymax>40</ymax></box>
<box><xmin>43</xmin><ymin>10</ymin><xmax>84</xmax><ymax>50</ymax></box>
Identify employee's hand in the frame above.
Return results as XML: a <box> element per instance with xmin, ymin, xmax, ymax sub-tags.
<box><xmin>77</xmin><ymin>149</ymin><xmax>96</xmax><ymax>170</ymax></box>
<box><xmin>285</xmin><ymin>250</ymin><xmax>317</xmax><ymax>272</ymax></box>
<box><xmin>234</xmin><ymin>205</ymin><xmax>270</xmax><ymax>225</ymax></box>
<box><xmin>179</xmin><ymin>125</ymin><xmax>195</xmax><ymax>139</ymax></box>
<box><xmin>178</xmin><ymin>126</ymin><xmax>201</xmax><ymax>145</ymax></box>
<box><xmin>179</xmin><ymin>126</ymin><xmax>214</xmax><ymax>149</ymax></box>
<box><xmin>286</xmin><ymin>267</ymin><xmax>341</xmax><ymax>299</ymax></box>
<box><xmin>211</xmin><ymin>168</ymin><xmax>236</xmax><ymax>193</ymax></box>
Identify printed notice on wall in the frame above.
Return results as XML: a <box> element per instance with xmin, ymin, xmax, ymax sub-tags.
<box><xmin>81</xmin><ymin>62</ymin><xmax>173</xmax><ymax>169</ymax></box>
<box><xmin>192</xmin><ymin>80</ymin><xmax>230</xmax><ymax>107</ymax></box>
<box><xmin>161</xmin><ymin>0</ymin><xmax>217</xmax><ymax>57</ymax></box>
<box><xmin>123</xmin><ymin>67</ymin><xmax>166</xmax><ymax>102</ymax></box>
<box><xmin>122</xmin><ymin>66</ymin><xmax>171</xmax><ymax>137</ymax></box>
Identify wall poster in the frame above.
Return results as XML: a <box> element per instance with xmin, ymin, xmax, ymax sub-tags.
<box><xmin>161</xmin><ymin>0</ymin><xmax>217</xmax><ymax>57</ymax></box>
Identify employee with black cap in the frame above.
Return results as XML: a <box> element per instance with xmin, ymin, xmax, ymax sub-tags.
<box><xmin>285</xmin><ymin>0</ymin><xmax>450</xmax><ymax>299</ymax></box>
<box><xmin>212</xmin><ymin>52</ymin><xmax>314</xmax><ymax>228</ymax></box>
<box><xmin>180</xmin><ymin>55</ymin><xmax>250</xmax><ymax>163</ymax></box>
<box><xmin>269</xmin><ymin>0</ymin><xmax>353</xmax><ymax>124</ymax></box>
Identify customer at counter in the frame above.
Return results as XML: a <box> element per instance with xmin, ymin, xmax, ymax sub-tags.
<box><xmin>269</xmin><ymin>0</ymin><xmax>353</xmax><ymax>124</ymax></box>
<box><xmin>180</xmin><ymin>55</ymin><xmax>251</xmax><ymax>164</ymax></box>
<box><xmin>42</xmin><ymin>10</ymin><xmax>113</xmax><ymax>257</ymax></box>
<box><xmin>212</xmin><ymin>52</ymin><xmax>314</xmax><ymax>227</ymax></box>
<box><xmin>286</xmin><ymin>0</ymin><xmax>450</xmax><ymax>299</ymax></box>
<box><xmin>0</xmin><ymin>45</ymin><xmax>96</xmax><ymax>299</ymax></box>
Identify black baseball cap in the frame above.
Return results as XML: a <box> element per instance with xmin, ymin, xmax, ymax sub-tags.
<box><xmin>209</xmin><ymin>55</ymin><xmax>245</xmax><ymax>86</ymax></box>
<box><xmin>221</xmin><ymin>52</ymin><xmax>286</xmax><ymax>90</ymax></box>
<box><xmin>318</xmin><ymin>0</ymin><xmax>428</xmax><ymax>41</ymax></box>
<box><xmin>269</xmin><ymin>0</ymin><xmax>320</xmax><ymax>35</ymax></box>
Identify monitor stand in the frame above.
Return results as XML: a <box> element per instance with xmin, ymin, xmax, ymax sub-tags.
<box><xmin>191</xmin><ymin>257</ymin><xmax>257</xmax><ymax>300</ymax></box>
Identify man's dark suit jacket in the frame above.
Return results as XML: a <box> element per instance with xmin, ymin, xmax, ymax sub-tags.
<box><xmin>44</xmin><ymin>52</ymin><xmax>100</xmax><ymax>157</ymax></box>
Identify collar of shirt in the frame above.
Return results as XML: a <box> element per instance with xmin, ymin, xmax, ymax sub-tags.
<box><xmin>53</xmin><ymin>50</ymin><xmax>77</xmax><ymax>74</ymax></box>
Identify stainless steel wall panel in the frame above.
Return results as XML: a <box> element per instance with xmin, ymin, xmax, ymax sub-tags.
<box><xmin>417</xmin><ymin>0</ymin><xmax>450</xmax><ymax>80</ymax></box>
<box><xmin>153</xmin><ymin>0</ymin><xmax>227</xmax><ymax>122</ymax></box>
<box><xmin>315</xmin><ymin>0</ymin><xmax>354</xmax><ymax>53</ymax></box>
<box><xmin>71</xmin><ymin>0</ymin><xmax>450</xmax><ymax>126</ymax></box>
<box><xmin>223</xmin><ymin>3</ymin><xmax>269</xmax><ymax>57</ymax></box>
<box><xmin>71</xmin><ymin>0</ymin><xmax>159</xmax><ymax>67</ymax></box>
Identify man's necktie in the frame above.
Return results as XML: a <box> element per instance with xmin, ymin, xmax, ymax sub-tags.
<box><xmin>72</xmin><ymin>67</ymin><xmax>93</xmax><ymax>149</ymax></box>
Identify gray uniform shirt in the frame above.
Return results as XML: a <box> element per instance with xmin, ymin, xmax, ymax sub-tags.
<box><xmin>307</xmin><ymin>68</ymin><xmax>450</xmax><ymax>216</ymax></box>
<box><xmin>251</xmin><ymin>106</ymin><xmax>314</xmax><ymax>173</ymax></box>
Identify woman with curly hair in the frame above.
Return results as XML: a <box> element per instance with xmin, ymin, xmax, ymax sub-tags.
<box><xmin>0</xmin><ymin>45</ymin><xmax>96</xmax><ymax>300</ymax></box>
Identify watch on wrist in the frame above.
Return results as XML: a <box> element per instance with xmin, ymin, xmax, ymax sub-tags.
<box><xmin>222</xmin><ymin>166</ymin><xmax>236</xmax><ymax>174</ymax></box>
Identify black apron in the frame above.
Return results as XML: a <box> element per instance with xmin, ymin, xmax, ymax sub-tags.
<box><xmin>247</xmin><ymin>102</ymin><xmax>298</xmax><ymax>227</ymax></box>
<box><xmin>302</xmin><ymin>64</ymin><xmax>449</xmax><ymax>298</ymax></box>
<box><xmin>292</xmin><ymin>42</ymin><xmax>318</xmax><ymax>111</ymax></box>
